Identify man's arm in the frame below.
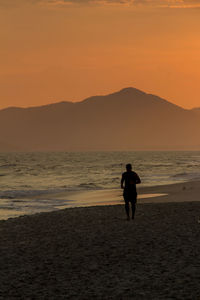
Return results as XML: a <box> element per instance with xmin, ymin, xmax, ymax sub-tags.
<box><xmin>135</xmin><ymin>173</ymin><xmax>141</xmax><ymax>184</ymax></box>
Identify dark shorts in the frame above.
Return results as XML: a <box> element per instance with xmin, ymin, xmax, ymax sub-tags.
<box><xmin>123</xmin><ymin>190</ymin><xmax>137</xmax><ymax>204</ymax></box>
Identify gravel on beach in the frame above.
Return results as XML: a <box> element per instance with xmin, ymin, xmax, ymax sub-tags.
<box><xmin>0</xmin><ymin>202</ymin><xmax>200</xmax><ymax>299</ymax></box>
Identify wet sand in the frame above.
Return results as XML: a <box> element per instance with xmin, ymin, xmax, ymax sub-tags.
<box><xmin>26</xmin><ymin>179</ymin><xmax>200</xmax><ymax>209</ymax></box>
<box><xmin>0</xmin><ymin>181</ymin><xmax>200</xmax><ymax>299</ymax></box>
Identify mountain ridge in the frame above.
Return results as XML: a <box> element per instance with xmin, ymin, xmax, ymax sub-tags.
<box><xmin>0</xmin><ymin>87</ymin><xmax>199</xmax><ymax>151</ymax></box>
<box><xmin>0</xmin><ymin>87</ymin><xmax>190</xmax><ymax>112</ymax></box>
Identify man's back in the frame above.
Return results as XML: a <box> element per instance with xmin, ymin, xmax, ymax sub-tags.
<box><xmin>122</xmin><ymin>171</ymin><xmax>140</xmax><ymax>191</ymax></box>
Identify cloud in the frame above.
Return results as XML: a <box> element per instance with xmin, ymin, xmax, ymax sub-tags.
<box><xmin>0</xmin><ymin>0</ymin><xmax>40</xmax><ymax>8</ymax></box>
<box><xmin>39</xmin><ymin>0</ymin><xmax>200</xmax><ymax>8</ymax></box>
<box><xmin>158</xmin><ymin>0</ymin><xmax>200</xmax><ymax>8</ymax></box>
<box><xmin>1</xmin><ymin>0</ymin><xmax>200</xmax><ymax>8</ymax></box>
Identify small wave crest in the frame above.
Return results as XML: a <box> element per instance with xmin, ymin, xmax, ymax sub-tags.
<box><xmin>152</xmin><ymin>164</ymin><xmax>173</xmax><ymax>168</ymax></box>
<box><xmin>110</xmin><ymin>163</ymin><xmax>124</xmax><ymax>168</ymax></box>
<box><xmin>0</xmin><ymin>183</ymin><xmax>103</xmax><ymax>200</ymax></box>
<box><xmin>172</xmin><ymin>172</ymin><xmax>188</xmax><ymax>178</ymax></box>
<box><xmin>172</xmin><ymin>172</ymin><xmax>200</xmax><ymax>181</ymax></box>
<box><xmin>0</xmin><ymin>189</ymin><xmax>67</xmax><ymax>200</ymax></box>
<box><xmin>0</xmin><ymin>164</ymin><xmax>17</xmax><ymax>169</ymax></box>
<box><xmin>78</xmin><ymin>183</ymin><xmax>101</xmax><ymax>190</ymax></box>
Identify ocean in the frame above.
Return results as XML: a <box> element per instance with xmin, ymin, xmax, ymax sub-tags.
<box><xmin>0</xmin><ymin>151</ymin><xmax>200</xmax><ymax>219</ymax></box>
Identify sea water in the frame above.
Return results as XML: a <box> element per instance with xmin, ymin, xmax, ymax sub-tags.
<box><xmin>0</xmin><ymin>151</ymin><xmax>200</xmax><ymax>219</ymax></box>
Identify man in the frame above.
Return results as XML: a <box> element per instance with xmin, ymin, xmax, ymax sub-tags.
<box><xmin>121</xmin><ymin>163</ymin><xmax>141</xmax><ymax>221</ymax></box>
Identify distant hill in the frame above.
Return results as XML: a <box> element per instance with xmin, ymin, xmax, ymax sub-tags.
<box><xmin>0</xmin><ymin>87</ymin><xmax>200</xmax><ymax>151</ymax></box>
<box><xmin>191</xmin><ymin>107</ymin><xmax>200</xmax><ymax>115</ymax></box>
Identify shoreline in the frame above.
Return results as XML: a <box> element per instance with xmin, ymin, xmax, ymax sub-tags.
<box><xmin>0</xmin><ymin>179</ymin><xmax>200</xmax><ymax>221</ymax></box>
<box><xmin>30</xmin><ymin>178</ymin><xmax>200</xmax><ymax>207</ymax></box>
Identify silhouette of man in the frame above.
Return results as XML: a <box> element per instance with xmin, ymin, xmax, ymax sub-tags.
<box><xmin>121</xmin><ymin>163</ymin><xmax>141</xmax><ymax>221</ymax></box>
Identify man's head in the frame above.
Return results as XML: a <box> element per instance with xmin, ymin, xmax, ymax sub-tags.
<box><xmin>126</xmin><ymin>163</ymin><xmax>132</xmax><ymax>171</ymax></box>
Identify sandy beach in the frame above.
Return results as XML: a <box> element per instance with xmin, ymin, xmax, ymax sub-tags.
<box><xmin>0</xmin><ymin>181</ymin><xmax>200</xmax><ymax>299</ymax></box>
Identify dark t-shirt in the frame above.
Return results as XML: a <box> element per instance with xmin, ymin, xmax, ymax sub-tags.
<box><xmin>122</xmin><ymin>171</ymin><xmax>140</xmax><ymax>196</ymax></box>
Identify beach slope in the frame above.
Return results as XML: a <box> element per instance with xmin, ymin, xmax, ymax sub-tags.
<box><xmin>0</xmin><ymin>201</ymin><xmax>200</xmax><ymax>299</ymax></box>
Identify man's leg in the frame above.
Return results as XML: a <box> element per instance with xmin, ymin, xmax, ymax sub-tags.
<box><xmin>131</xmin><ymin>201</ymin><xmax>136</xmax><ymax>220</ymax></box>
<box><xmin>124</xmin><ymin>199</ymin><xmax>130</xmax><ymax>220</ymax></box>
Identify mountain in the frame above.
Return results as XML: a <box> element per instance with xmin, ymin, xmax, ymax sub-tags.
<box><xmin>191</xmin><ymin>107</ymin><xmax>200</xmax><ymax>115</ymax></box>
<box><xmin>0</xmin><ymin>87</ymin><xmax>200</xmax><ymax>151</ymax></box>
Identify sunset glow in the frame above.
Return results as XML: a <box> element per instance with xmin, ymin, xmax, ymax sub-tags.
<box><xmin>0</xmin><ymin>0</ymin><xmax>200</xmax><ymax>109</ymax></box>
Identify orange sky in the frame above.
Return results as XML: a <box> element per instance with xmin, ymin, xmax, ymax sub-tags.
<box><xmin>0</xmin><ymin>0</ymin><xmax>200</xmax><ymax>109</ymax></box>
